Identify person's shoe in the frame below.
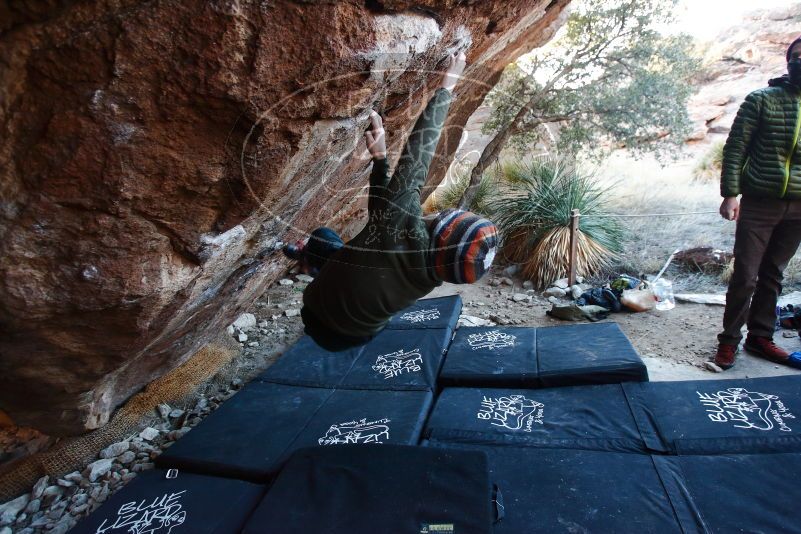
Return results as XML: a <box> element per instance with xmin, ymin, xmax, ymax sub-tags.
<box><xmin>714</xmin><ymin>343</ymin><xmax>738</xmax><ymax>370</ymax></box>
<box><xmin>743</xmin><ymin>335</ymin><xmax>790</xmax><ymax>363</ymax></box>
<box><xmin>282</xmin><ymin>241</ymin><xmax>305</xmax><ymax>261</ymax></box>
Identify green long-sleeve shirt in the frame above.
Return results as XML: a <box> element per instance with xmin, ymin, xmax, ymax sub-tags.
<box><xmin>302</xmin><ymin>87</ymin><xmax>453</xmax><ymax>337</ymax></box>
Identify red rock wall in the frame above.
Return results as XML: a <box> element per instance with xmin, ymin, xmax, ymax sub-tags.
<box><xmin>0</xmin><ymin>0</ymin><xmax>570</xmax><ymax>435</ymax></box>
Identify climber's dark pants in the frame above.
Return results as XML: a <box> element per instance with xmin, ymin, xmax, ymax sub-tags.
<box><xmin>298</xmin><ymin>228</ymin><xmax>374</xmax><ymax>350</ymax></box>
<box><xmin>719</xmin><ymin>196</ymin><xmax>801</xmax><ymax>345</ymax></box>
<box><xmin>301</xmin><ymin>306</ymin><xmax>373</xmax><ymax>352</ymax></box>
<box><xmin>304</xmin><ymin>227</ymin><xmax>343</xmax><ymax>273</ymax></box>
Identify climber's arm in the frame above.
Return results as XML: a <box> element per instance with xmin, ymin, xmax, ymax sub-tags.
<box><xmin>388</xmin><ymin>52</ymin><xmax>465</xmax><ymax>198</ymax></box>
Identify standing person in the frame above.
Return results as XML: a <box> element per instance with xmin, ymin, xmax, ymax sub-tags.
<box><xmin>715</xmin><ymin>37</ymin><xmax>801</xmax><ymax>370</ymax></box>
<box><xmin>288</xmin><ymin>51</ymin><xmax>498</xmax><ymax>351</ymax></box>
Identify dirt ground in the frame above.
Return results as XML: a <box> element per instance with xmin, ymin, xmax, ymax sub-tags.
<box><xmin>428</xmin><ymin>269</ymin><xmax>801</xmax><ymax>382</ymax></box>
<box><xmin>233</xmin><ymin>264</ymin><xmax>801</xmax><ymax>386</ymax></box>
<box><xmin>427</xmin><ymin>272</ymin><xmax>724</xmax><ymax>368</ymax></box>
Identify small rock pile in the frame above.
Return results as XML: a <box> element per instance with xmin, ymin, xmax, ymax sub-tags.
<box><xmin>0</xmin><ymin>428</ymin><xmax>52</xmax><ymax>467</ymax></box>
<box><xmin>458</xmin><ymin>287</ymin><xmax>549</xmax><ymax>327</ymax></box>
<box><xmin>487</xmin><ymin>276</ymin><xmax>515</xmax><ymax>288</ymax></box>
<box><xmin>542</xmin><ymin>277</ymin><xmax>588</xmax><ymax>304</ymax></box>
<box><xmin>0</xmin><ymin>380</ymin><xmax>244</xmax><ymax>534</ymax></box>
<box><xmin>226</xmin><ymin>275</ymin><xmax>308</xmax><ymax>356</ymax></box>
<box><xmin>458</xmin><ymin>269</ymin><xmax>599</xmax><ymax>327</ymax></box>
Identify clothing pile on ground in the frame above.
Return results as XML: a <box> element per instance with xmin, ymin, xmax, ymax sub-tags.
<box><xmin>776</xmin><ymin>303</ymin><xmax>801</xmax><ymax>367</ymax></box>
<box><xmin>777</xmin><ymin>303</ymin><xmax>801</xmax><ymax>336</ymax></box>
<box><xmin>547</xmin><ymin>275</ymin><xmax>645</xmax><ymax>322</ymax></box>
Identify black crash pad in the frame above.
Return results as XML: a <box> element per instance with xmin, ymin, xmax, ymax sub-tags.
<box><xmin>537</xmin><ymin>322</ymin><xmax>648</xmax><ymax>387</ymax></box>
<box><xmin>438</xmin><ymin>323</ymin><xmax>647</xmax><ymax>390</ymax></box>
<box><xmin>255</xmin><ymin>334</ymin><xmax>365</xmax><ymax>388</ymax></box>
<box><xmin>385</xmin><ymin>295</ymin><xmax>462</xmax><ymax>331</ymax></box>
<box><xmin>653</xmin><ymin>452</ymin><xmax>801</xmax><ymax>533</ymax></box>
<box><xmin>156</xmin><ymin>382</ymin><xmax>433</xmax><ymax>481</ymax></box>
<box><xmin>242</xmin><ymin>444</ymin><xmax>494</xmax><ymax>534</ymax></box>
<box><xmin>340</xmin><ymin>327</ymin><xmax>450</xmax><ymax>390</ymax></box>
<box><xmin>259</xmin><ymin>327</ymin><xmax>451</xmax><ymax>391</ymax></box>
<box><xmin>439</xmin><ymin>327</ymin><xmax>538</xmax><ymax>388</ymax></box>
<box><xmin>424</xmin><ymin>385</ymin><xmax>646</xmax><ymax>452</ymax></box>
<box><xmin>70</xmin><ymin>469</ymin><xmax>264</xmax><ymax>534</ymax></box>
<box><xmin>427</xmin><ymin>442</ymin><xmax>700</xmax><ymax>534</ymax></box>
<box><xmin>624</xmin><ymin>375</ymin><xmax>801</xmax><ymax>454</ymax></box>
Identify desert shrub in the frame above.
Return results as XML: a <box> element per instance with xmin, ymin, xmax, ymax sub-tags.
<box><xmin>693</xmin><ymin>141</ymin><xmax>725</xmax><ymax>182</ymax></box>
<box><xmin>430</xmin><ymin>169</ymin><xmax>497</xmax><ymax>217</ymax></box>
<box><xmin>490</xmin><ymin>156</ymin><xmax>623</xmax><ymax>288</ymax></box>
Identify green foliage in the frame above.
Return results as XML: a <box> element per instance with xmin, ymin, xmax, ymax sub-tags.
<box><xmin>490</xmin><ymin>157</ymin><xmax>623</xmax><ymax>252</ymax></box>
<box><xmin>483</xmin><ymin>0</ymin><xmax>699</xmax><ymax>161</ymax></box>
<box><xmin>692</xmin><ymin>141</ymin><xmax>725</xmax><ymax>181</ymax></box>
<box><xmin>489</xmin><ymin>157</ymin><xmax>623</xmax><ymax>286</ymax></box>
<box><xmin>431</xmin><ymin>169</ymin><xmax>497</xmax><ymax>216</ymax></box>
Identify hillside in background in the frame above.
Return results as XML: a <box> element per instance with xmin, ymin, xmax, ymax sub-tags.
<box><xmin>686</xmin><ymin>3</ymin><xmax>799</xmax><ymax>144</ymax></box>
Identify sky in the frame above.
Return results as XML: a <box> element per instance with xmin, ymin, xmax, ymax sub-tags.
<box><xmin>667</xmin><ymin>0</ymin><xmax>793</xmax><ymax>40</ymax></box>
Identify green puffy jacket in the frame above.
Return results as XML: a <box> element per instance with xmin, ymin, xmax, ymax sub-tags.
<box><xmin>721</xmin><ymin>75</ymin><xmax>801</xmax><ymax>200</ymax></box>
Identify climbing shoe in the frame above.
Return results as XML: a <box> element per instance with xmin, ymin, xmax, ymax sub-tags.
<box><xmin>282</xmin><ymin>241</ymin><xmax>305</xmax><ymax>261</ymax></box>
<box><xmin>714</xmin><ymin>343</ymin><xmax>738</xmax><ymax>370</ymax></box>
<box><xmin>744</xmin><ymin>335</ymin><xmax>790</xmax><ymax>364</ymax></box>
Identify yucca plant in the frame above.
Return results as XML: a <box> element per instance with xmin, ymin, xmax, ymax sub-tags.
<box><xmin>430</xmin><ymin>168</ymin><xmax>497</xmax><ymax>217</ymax></box>
<box><xmin>490</xmin><ymin>156</ymin><xmax>623</xmax><ymax>288</ymax></box>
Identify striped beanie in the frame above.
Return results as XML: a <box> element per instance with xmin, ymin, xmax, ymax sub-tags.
<box><xmin>429</xmin><ymin>209</ymin><xmax>498</xmax><ymax>284</ymax></box>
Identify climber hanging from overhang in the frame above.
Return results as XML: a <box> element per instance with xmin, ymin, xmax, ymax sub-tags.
<box><xmin>282</xmin><ymin>51</ymin><xmax>498</xmax><ymax>351</ymax></box>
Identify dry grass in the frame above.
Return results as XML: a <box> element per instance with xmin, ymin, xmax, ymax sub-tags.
<box><xmin>597</xmin><ymin>148</ymin><xmax>801</xmax><ymax>292</ymax></box>
<box><xmin>692</xmin><ymin>140</ymin><xmax>725</xmax><ymax>182</ymax></box>
<box><xmin>515</xmin><ymin>226</ymin><xmax>613</xmax><ymax>288</ymax></box>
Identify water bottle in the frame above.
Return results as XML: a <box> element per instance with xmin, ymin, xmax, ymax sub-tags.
<box><xmin>653</xmin><ymin>279</ymin><xmax>676</xmax><ymax>311</ymax></box>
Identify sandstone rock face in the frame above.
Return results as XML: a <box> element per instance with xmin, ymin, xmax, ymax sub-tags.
<box><xmin>687</xmin><ymin>3</ymin><xmax>800</xmax><ymax>144</ymax></box>
<box><xmin>0</xmin><ymin>0</ymin><xmax>570</xmax><ymax>434</ymax></box>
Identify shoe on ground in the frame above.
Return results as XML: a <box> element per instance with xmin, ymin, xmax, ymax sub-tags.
<box><xmin>714</xmin><ymin>343</ymin><xmax>738</xmax><ymax>370</ymax></box>
<box><xmin>744</xmin><ymin>335</ymin><xmax>790</xmax><ymax>364</ymax></box>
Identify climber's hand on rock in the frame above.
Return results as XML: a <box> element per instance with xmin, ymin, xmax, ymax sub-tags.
<box><xmin>365</xmin><ymin>110</ymin><xmax>386</xmax><ymax>159</ymax></box>
<box><xmin>441</xmin><ymin>51</ymin><xmax>466</xmax><ymax>92</ymax></box>
<box><xmin>720</xmin><ymin>197</ymin><xmax>740</xmax><ymax>221</ymax></box>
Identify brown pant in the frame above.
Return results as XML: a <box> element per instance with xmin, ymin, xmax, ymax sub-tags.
<box><xmin>719</xmin><ymin>196</ymin><xmax>801</xmax><ymax>345</ymax></box>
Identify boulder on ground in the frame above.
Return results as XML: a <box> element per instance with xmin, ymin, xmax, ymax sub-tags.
<box><xmin>232</xmin><ymin>313</ymin><xmax>257</xmax><ymax>331</ymax></box>
<box><xmin>674</xmin><ymin>247</ymin><xmax>733</xmax><ymax>273</ymax></box>
<box><xmin>544</xmin><ymin>287</ymin><xmax>567</xmax><ymax>298</ymax></box>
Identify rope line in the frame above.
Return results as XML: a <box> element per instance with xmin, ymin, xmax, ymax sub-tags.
<box><xmin>580</xmin><ymin>210</ymin><xmax>719</xmax><ymax>218</ymax></box>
